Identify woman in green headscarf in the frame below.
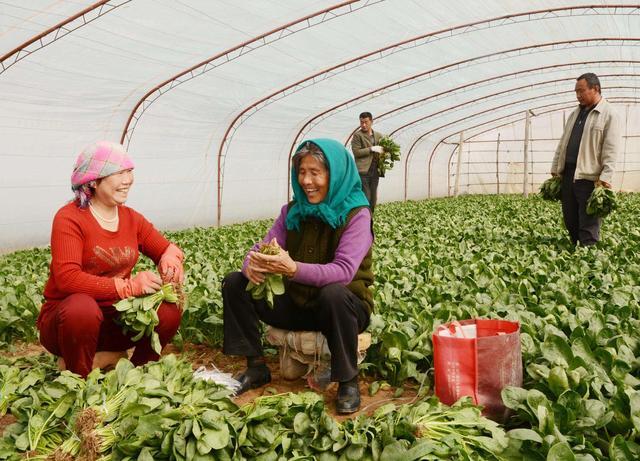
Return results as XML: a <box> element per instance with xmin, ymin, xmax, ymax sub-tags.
<box><xmin>223</xmin><ymin>138</ymin><xmax>374</xmax><ymax>414</ymax></box>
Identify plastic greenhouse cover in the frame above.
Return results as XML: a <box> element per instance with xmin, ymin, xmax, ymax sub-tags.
<box><xmin>0</xmin><ymin>0</ymin><xmax>639</xmax><ymax>250</ymax></box>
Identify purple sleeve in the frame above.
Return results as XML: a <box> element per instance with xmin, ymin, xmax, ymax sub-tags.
<box><xmin>241</xmin><ymin>205</ymin><xmax>289</xmax><ymax>275</ymax></box>
<box><xmin>291</xmin><ymin>208</ymin><xmax>373</xmax><ymax>286</ymax></box>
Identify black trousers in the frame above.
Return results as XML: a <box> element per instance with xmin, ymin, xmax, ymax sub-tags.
<box><xmin>222</xmin><ymin>272</ymin><xmax>370</xmax><ymax>382</ymax></box>
<box><xmin>360</xmin><ymin>171</ymin><xmax>379</xmax><ymax>212</ymax></box>
<box><xmin>561</xmin><ymin>165</ymin><xmax>601</xmax><ymax>246</ymax></box>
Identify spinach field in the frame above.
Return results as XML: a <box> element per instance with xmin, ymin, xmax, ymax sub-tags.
<box><xmin>2</xmin><ymin>194</ymin><xmax>640</xmax><ymax>460</ymax></box>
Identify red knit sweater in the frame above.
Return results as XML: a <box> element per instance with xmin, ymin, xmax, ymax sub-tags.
<box><xmin>40</xmin><ymin>202</ymin><xmax>170</xmax><ymax>317</ymax></box>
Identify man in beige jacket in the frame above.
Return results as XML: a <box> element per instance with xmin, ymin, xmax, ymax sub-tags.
<box><xmin>550</xmin><ymin>73</ymin><xmax>620</xmax><ymax>246</ymax></box>
<box><xmin>351</xmin><ymin>112</ymin><xmax>385</xmax><ymax>211</ymax></box>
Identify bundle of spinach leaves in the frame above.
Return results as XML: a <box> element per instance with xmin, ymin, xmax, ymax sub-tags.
<box><xmin>114</xmin><ymin>283</ymin><xmax>180</xmax><ymax>354</ymax></box>
<box><xmin>539</xmin><ymin>176</ymin><xmax>562</xmax><ymax>201</ymax></box>
<box><xmin>586</xmin><ymin>186</ymin><xmax>617</xmax><ymax>217</ymax></box>
<box><xmin>246</xmin><ymin>241</ymin><xmax>285</xmax><ymax>308</ymax></box>
<box><xmin>377</xmin><ymin>137</ymin><xmax>401</xmax><ymax>177</ymax></box>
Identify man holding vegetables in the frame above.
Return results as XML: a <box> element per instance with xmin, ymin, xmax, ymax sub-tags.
<box><xmin>550</xmin><ymin>73</ymin><xmax>620</xmax><ymax>246</ymax></box>
<box><xmin>37</xmin><ymin>141</ymin><xmax>184</xmax><ymax>378</ymax></box>
<box><xmin>222</xmin><ymin>138</ymin><xmax>373</xmax><ymax>414</ymax></box>
<box><xmin>351</xmin><ymin>111</ymin><xmax>386</xmax><ymax>211</ymax></box>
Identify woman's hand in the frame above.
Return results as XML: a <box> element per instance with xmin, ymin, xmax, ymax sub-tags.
<box><xmin>248</xmin><ymin>239</ymin><xmax>297</xmax><ymax>279</ymax></box>
<box><xmin>244</xmin><ymin>263</ymin><xmax>266</xmax><ymax>285</ymax></box>
<box><xmin>114</xmin><ymin>271</ymin><xmax>163</xmax><ymax>298</ymax></box>
<box><xmin>158</xmin><ymin>244</ymin><xmax>184</xmax><ymax>284</ymax></box>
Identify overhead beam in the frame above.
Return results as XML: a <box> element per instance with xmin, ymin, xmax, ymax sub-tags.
<box><xmin>282</xmin><ymin>38</ymin><xmax>640</xmax><ymax>199</ymax></box>
<box><xmin>404</xmin><ymin>77</ymin><xmax>640</xmax><ymax>199</ymax></box>
<box><xmin>438</xmin><ymin>97</ymin><xmax>640</xmax><ymax>196</ymax></box>
<box><xmin>118</xmin><ymin>0</ymin><xmax>376</xmax><ymax>146</ymax></box>
<box><xmin>0</xmin><ymin>0</ymin><xmax>130</xmax><ymax>74</ymax></box>
<box><xmin>213</xmin><ymin>6</ymin><xmax>640</xmax><ymax>224</ymax></box>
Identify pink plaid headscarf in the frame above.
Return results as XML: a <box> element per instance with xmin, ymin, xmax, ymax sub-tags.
<box><xmin>71</xmin><ymin>141</ymin><xmax>134</xmax><ymax>207</ymax></box>
<box><xmin>71</xmin><ymin>141</ymin><xmax>134</xmax><ymax>188</ymax></box>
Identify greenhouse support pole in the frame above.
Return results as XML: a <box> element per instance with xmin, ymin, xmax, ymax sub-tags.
<box><xmin>495</xmin><ymin>133</ymin><xmax>501</xmax><ymax>194</ymax></box>
<box><xmin>530</xmin><ymin>130</ymin><xmax>535</xmax><ymax>192</ymax></box>
<box><xmin>621</xmin><ymin>104</ymin><xmax>630</xmax><ymax>189</ymax></box>
<box><xmin>454</xmin><ymin>131</ymin><xmax>464</xmax><ymax>197</ymax></box>
<box><xmin>523</xmin><ymin>110</ymin><xmax>531</xmax><ymax>197</ymax></box>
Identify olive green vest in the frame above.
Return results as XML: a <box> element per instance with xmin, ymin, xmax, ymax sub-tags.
<box><xmin>285</xmin><ymin>205</ymin><xmax>374</xmax><ymax>313</ymax></box>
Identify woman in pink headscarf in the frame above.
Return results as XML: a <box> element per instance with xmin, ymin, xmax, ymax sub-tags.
<box><xmin>37</xmin><ymin>141</ymin><xmax>184</xmax><ymax>377</ymax></box>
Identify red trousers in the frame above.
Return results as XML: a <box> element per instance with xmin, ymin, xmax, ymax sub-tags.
<box><xmin>38</xmin><ymin>293</ymin><xmax>181</xmax><ymax>377</ymax></box>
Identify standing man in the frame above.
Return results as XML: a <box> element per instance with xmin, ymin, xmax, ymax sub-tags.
<box><xmin>351</xmin><ymin>112</ymin><xmax>385</xmax><ymax>211</ymax></box>
<box><xmin>550</xmin><ymin>73</ymin><xmax>620</xmax><ymax>246</ymax></box>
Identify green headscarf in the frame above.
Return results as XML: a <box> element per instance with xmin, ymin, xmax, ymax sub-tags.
<box><xmin>286</xmin><ymin>138</ymin><xmax>370</xmax><ymax>231</ymax></box>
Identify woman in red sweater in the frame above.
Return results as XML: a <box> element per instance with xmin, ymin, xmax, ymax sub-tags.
<box><xmin>37</xmin><ymin>141</ymin><xmax>184</xmax><ymax>377</ymax></box>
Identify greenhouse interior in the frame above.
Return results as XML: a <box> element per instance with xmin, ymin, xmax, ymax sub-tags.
<box><xmin>1</xmin><ymin>1</ymin><xmax>640</xmax><ymax>459</ymax></box>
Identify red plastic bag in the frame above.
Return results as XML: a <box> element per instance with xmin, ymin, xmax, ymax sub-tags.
<box><xmin>432</xmin><ymin>318</ymin><xmax>522</xmax><ymax>422</ymax></box>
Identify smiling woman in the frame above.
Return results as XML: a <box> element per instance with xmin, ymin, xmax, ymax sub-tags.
<box><xmin>295</xmin><ymin>146</ymin><xmax>329</xmax><ymax>204</ymax></box>
<box><xmin>36</xmin><ymin>141</ymin><xmax>185</xmax><ymax>378</ymax></box>
<box><xmin>87</xmin><ymin>168</ymin><xmax>134</xmax><ymax>232</ymax></box>
<box><xmin>222</xmin><ymin>138</ymin><xmax>374</xmax><ymax>414</ymax></box>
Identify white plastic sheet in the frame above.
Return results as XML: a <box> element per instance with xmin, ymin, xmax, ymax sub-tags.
<box><xmin>1</xmin><ymin>0</ymin><xmax>639</xmax><ymax>250</ymax></box>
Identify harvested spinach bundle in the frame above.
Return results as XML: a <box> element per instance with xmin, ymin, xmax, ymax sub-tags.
<box><xmin>587</xmin><ymin>186</ymin><xmax>617</xmax><ymax>217</ymax></box>
<box><xmin>539</xmin><ymin>176</ymin><xmax>562</xmax><ymax>201</ymax></box>
<box><xmin>378</xmin><ymin>136</ymin><xmax>401</xmax><ymax>177</ymax></box>
<box><xmin>114</xmin><ymin>283</ymin><xmax>181</xmax><ymax>354</ymax></box>
<box><xmin>246</xmin><ymin>241</ymin><xmax>285</xmax><ymax>308</ymax></box>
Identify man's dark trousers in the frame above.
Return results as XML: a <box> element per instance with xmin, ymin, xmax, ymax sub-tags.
<box><xmin>359</xmin><ymin>161</ymin><xmax>380</xmax><ymax>212</ymax></box>
<box><xmin>561</xmin><ymin>164</ymin><xmax>600</xmax><ymax>246</ymax></box>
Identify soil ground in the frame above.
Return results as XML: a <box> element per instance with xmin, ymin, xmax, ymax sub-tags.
<box><xmin>1</xmin><ymin>342</ymin><xmax>422</xmax><ymax>434</ymax></box>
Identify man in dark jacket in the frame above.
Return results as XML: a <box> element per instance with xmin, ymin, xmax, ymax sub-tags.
<box><xmin>351</xmin><ymin>112</ymin><xmax>385</xmax><ymax>211</ymax></box>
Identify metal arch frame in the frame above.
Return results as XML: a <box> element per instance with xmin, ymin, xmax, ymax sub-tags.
<box><xmin>339</xmin><ymin>64</ymin><xmax>591</xmax><ymax>146</ymax></box>
<box><xmin>334</xmin><ymin>62</ymin><xmax>632</xmax><ymax>150</ymax></box>
<box><xmin>436</xmin><ymin>101</ymin><xmax>575</xmax><ymax>198</ymax></box>
<box><xmin>0</xmin><ymin>4</ymin><xmax>637</xmax><ymax>223</ymax></box>
<box><xmin>231</xmin><ymin>5</ymin><xmax>640</xmax><ymax>156</ymax></box>
<box><xmin>208</xmin><ymin>5</ymin><xmax>640</xmax><ymax>219</ymax></box>
<box><xmin>398</xmin><ymin>73</ymin><xmax>640</xmax><ymax>198</ymax></box>
<box><xmin>457</xmin><ymin>97</ymin><xmax>640</xmax><ymax>147</ymax></box>
<box><xmin>445</xmin><ymin>97</ymin><xmax>640</xmax><ymax>150</ymax></box>
<box><xmin>418</xmin><ymin>92</ymin><xmax>640</xmax><ymax>197</ymax></box>
<box><xmin>425</xmin><ymin>88</ymin><xmax>640</xmax><ymax>196</ymax></box>
<box><xmin>360</xmin><ymin>61</ymin><xmax>640</xmax><ymax>143</ymax></box>
<box><xmin>0</xmin><ymin>0</ymin><xmax>131</xmax><ymax>75</ymax></box>
<box><xmin>441</xmin><ymin>96</ymin><xmax>640</xmax><ymax>194</ymax></box>
<box><xmin>428</xmin><ymin>104</ymin><xmax>576</xmax><ymax>198</ymax></box>
<box><xmin>330</xmin><ymin>60</ymin><xmax>640</xmax><ymax>146</ymax></box>
<box><xmin>286</xmin><ymin>38</ymin><xmax>640</xmax><ymax>199</ymax></box>
<box><xmin>425</xmin><ymin>98</ymin><xmax>577</xmax><ymax>196</ymax></box>
<box><xmin>424</xmin><ymin>102</ymin><xmax>575</xmax><ymax>200</ymax></box>
<box><xmin>118</xmin><ymin>0</ymin><xmax>381</xmax><ymax>147</ymax></box>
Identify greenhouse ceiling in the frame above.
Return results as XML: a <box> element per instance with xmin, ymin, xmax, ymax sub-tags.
<box><xmin>1</xmin><ymin>0</ymin><xmax>639</xmax><ymax>249</ymax></box>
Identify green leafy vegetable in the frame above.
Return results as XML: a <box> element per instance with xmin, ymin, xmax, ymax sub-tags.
<box><xmin>587</xmin><ymin>186</ymin><xmax>617</xmax><ymax>217</ymax></box>
<box><xmin>1</xmin><ymin>355</ymin><xmax>509</xmax><ymax>460</ymax></box>
<box><xmin>114</xmin><ymin>283</ymin><xmax>181</xmax><ymax>354</ymax></box>
<box><xmin>539</xmin><ymin>176</ymin><xmax>562</xmax><ymax>201</ymax></box>
<box><xmin>377</xmin><ymin>136</ymin><xmax>401</xmax><ymax>177</ymax></box>
<box><xmin>3</xmin><ymin>193</ymin><xmax>640</xmax><ymax>460</ymax></box>
<box><xmin>246</xmin><ymin>242</ymin><xmax>285</xmax><ymax>308</ymax></box>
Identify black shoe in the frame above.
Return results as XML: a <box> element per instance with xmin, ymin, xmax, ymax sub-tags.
<box><xmin>234</xmin><ymin>365</ymin><xmax>271</xmax><ymax>395</ymax></box>
<box><xmin>336</xmin><ymin>377</ymin><xmax>360</xmax><ymax>414</ymax></box>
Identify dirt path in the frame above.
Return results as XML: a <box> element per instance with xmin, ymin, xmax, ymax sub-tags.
<box><xmin>166</xmin><ymin>343</ymin><xmax>421</xmax><ymax>421</ymax></box>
